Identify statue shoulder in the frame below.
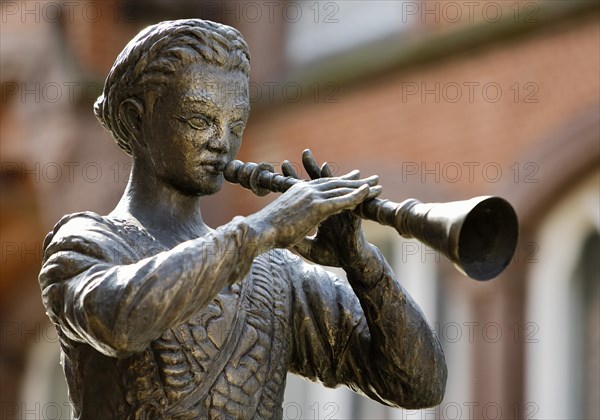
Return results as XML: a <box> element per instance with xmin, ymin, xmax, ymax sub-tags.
<box><xmin>41</xmin><ymin>211</ymin><xmax>134</xmax><ymax>265</ymax></box>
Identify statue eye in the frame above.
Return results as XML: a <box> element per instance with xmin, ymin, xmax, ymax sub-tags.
<box><xmin>231</xmin><ymin>122</ymin><xmax>245</xmax><ymax>137</ymax></box>
<box><xmin>186</xmin><ymin>115</ymin><xmax>210</xmax><ymax>130</ymax></box>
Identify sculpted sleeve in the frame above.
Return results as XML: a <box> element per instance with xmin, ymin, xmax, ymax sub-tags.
<box><xmin>39</xmin><ymin>212</ymin><xmax>261</xmax><ymax>359</ymax></box>
<box><xmin>286</xmin><ymin>250</ymin><xmax>447</xmax><ymax>409</ymax></box>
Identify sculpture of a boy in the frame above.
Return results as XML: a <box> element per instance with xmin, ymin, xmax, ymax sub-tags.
<box><xmin>39</xmin><ymin>19</ymin><xmax>446</xmax><ymax>419</ymax></box>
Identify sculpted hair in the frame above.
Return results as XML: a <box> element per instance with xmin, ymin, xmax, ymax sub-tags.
<box><xmin>93</xmin><ymin>19</ymin><xmax>250</xmax><ymax>155</ymax></box>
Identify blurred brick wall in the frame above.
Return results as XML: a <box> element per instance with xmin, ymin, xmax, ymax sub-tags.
<box><xmin>240</xmin><ymin>15</ymin><xmax>599</xmax><ymax>209</ymax></box>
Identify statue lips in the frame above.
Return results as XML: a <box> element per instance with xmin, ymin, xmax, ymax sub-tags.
<box><xmin>200</xmin><ymin>159</ymin><xmax>227</xmax><ymax>175</ymax></box>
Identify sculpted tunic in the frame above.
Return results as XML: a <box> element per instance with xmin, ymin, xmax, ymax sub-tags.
<box><xmin>39</xmin><ymin>212</ymin><xmax>446</xmax><ymax>419</ymax></box>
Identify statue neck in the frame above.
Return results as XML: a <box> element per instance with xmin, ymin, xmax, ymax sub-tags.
<box><xmin>111</xmin><ymin>161</ymin><xmax>209</xmax><ymax>246</ymax></box>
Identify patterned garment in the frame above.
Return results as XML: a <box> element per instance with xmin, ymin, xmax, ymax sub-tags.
<box><xmin>39</xmin><ymin>212</ymin><xmax>446</xmax><ymax>419</ymax></box>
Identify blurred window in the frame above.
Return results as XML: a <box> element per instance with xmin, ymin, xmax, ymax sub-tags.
<box><xmin>573</xmin><ymin>232</ymin><xmax>600</xmax><ymax>420</ymax></box>
<box><xmin>525</xmin><ymin>170</ymin><xmax>600</xmax><ymax>419</ymax></box>
<box><xmin>285</xmin><ymin>1</ymin><xmax>414</xmax><ymax>65</ymax></box>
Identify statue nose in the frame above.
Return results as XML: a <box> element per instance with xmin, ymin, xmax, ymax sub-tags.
<box><xmin>207</xmin><ymin>133</ymin><xmax>228</xmax><ymax>153</ymax></box>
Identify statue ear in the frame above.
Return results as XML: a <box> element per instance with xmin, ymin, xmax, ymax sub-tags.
<box><xmin>118</xmin><ymin>98</ymin><xmax>144</xmax><ymax>144</ymax></box>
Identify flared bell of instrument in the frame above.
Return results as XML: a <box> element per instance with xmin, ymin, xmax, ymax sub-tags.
<box><xmin>396</xmin><ymin>196</ymin><xmax>519</xmax><ymax>281</ymax></box>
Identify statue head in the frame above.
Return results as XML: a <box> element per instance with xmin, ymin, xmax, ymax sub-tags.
<box><xmin>94</xmin><ymin>19</ymin><xmax>250</xmax><ymax>157</ymax></box>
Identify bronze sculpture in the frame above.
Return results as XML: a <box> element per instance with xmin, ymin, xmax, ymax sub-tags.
<box><xmin>36</xmin><ymin>18</ymin><xmax>519</xmax><ymax>419</ymax></box>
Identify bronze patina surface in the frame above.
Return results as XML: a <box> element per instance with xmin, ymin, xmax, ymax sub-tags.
<box><xmin>39</xmin><ymin>19</ymin><xmax>447</xmax><ymax>419</ymax></box>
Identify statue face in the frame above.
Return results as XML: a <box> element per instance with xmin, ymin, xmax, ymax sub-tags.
<box><xmin>140</xmin><ymin>62</ymin><xmax>249</xmax><ymax>196</ymax></box>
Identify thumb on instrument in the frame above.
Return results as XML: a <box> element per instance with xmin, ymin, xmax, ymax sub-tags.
<box><xmin>293</xmin><ymin>236</ymin><xmax>340</xmax><ymax>267</ymax></box>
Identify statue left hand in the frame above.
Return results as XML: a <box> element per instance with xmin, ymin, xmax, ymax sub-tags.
<box><xmin>284</xmin><ymin>150</ymin><xmax>381</xmax><ymax>268</ymax></box>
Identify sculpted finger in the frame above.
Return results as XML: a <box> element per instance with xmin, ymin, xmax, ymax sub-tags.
<box><xmin>320</xmin><ymin>188</ymin><xmax>355</xmax><ymax>198</ymax></box>
<box><xmin>341</xmin><ymin>174</ymin><xmax>378</xmax><ymax>186</ymax></box>
<box><xmin>337</xmin><ymin>173</ymin><xmax>378</xmax><ymax>187</ymax></box>
<box><xmin>302</xmin><ymin>149</ymin><xmax>322</xmax><ymax>179</ymax></box>
<box><xmin>320</xmin><ymin>185</ymin><xmax>380</xmax><ymax>199</ymax></box>
<box><xmin>314</xmin><ymin>177</ymin><xmax>379</xmax><ymax>191</ymax></box>
<box><xmin>338</xmin><ymin>170</ymin><xmax>360</xmax><ymax>180</ymax></box>
<box><xmin>310</xmin><ymin>177</ymin><xmax>351</xmax><ymax>189</ymax></box>
<box><xmin>367</xmin><ymin>185</ymin><xmax>383</xmax><ymax>200</ymax></box>
<box><xmin>323</xmin><ymin>184</ymin><xmax>370</xmax><ymax>211</ymax></box>
<box><xmin>361</xmin><ymin>174</ymin><xmax>379</xmax><ymax>186</ymax></box>
<box><xmin>282</xmin><ymin>160</ymin><xmax>300</xmax><ymax>179</ymax></box>
<box><xmin>321</xmin><ymin>162</ymin><xmax>334</xmax><ymax>177</ymax></box>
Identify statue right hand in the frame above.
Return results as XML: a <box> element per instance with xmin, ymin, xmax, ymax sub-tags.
<box><xmin>248</xmin><ymin>172</ymin><xmax>380</xmax><ymax>249</ymax></box>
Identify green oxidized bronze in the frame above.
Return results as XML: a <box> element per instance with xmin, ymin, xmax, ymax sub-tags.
<box><xmin>38</xmin><ymin>18</ymin><xmax>516</xmax><ymax>419</ymax></box>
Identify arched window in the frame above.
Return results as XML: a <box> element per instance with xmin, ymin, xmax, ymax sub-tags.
<box><xmin>572</xmin><ymin>231</ymin><xmax>600</xmax><ymax>419</ymax></box>
<box><xmin>525</xmin><ymin>170</ymin><xmax>599</xmax><ymax>419</ymax></box>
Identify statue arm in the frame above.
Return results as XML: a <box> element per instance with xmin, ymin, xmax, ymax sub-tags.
<box><xmin>287</xmin><ymin>247</ymin><xmax>447</xmax><ymax>409</ymax></box>
<box><xmin>39</xmin><ymin>213</ymin><xmax>263</xmax><ymax>359</ymax></box>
